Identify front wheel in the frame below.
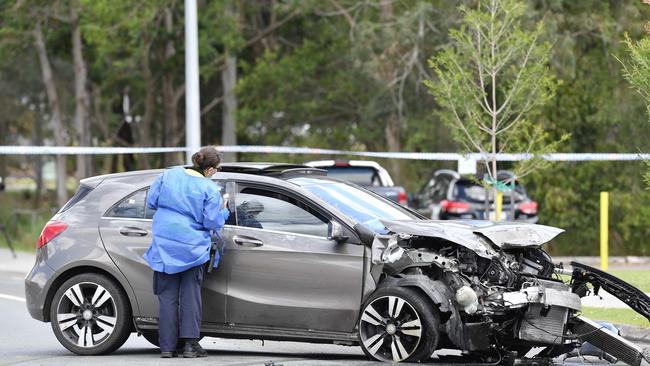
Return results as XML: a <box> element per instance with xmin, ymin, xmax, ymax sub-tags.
<box><xmin>50</xmin><ymin>273</ymin><xmax>132</xmax><ymax>355</ymax></box>
<box><xmin>358</xmin><ymin>287</ymin><xmax>440</xmax><ymax>363</ymax></box>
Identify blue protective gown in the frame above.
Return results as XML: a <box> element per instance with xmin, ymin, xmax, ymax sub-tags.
<box><xmin>144</xmin><ymin>167</ymin><xmax>230</xmax><ymax>274</ymax></box>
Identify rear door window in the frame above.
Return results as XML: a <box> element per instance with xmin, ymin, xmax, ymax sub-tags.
<box><xmin>106</xmin><ymin>189</ymin><xmax>156</xmax><ymax>219</ymax></box>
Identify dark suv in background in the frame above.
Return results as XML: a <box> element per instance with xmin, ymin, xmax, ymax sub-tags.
<box><xmin>412</xmin><ymin>170</ymin><xmax>538</xmax><ymax>222</ymax></box>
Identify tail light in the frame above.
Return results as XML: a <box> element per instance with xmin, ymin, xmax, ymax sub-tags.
<box><xmin>334</xmin><ymin>161</ymin><xmax>350</xmax><ymax>167</ymax></box>
<box><xmin>398</xmin><ymin>191</ymin><xmax>408</xmax><ymax>206</ymax></box>
<box><xmin>38</xmin><ymin>221</ymin><xmax>68</xmax><ymax>248</ymax></box>
<box><xmin>519</xmin><ymin>201</ymin><xmax>538</xmax><ymax>215</ymax></box>
<box><xmin>441</xmin><ymin>200</ymin><xmax>471</xmax><ymax>214</ymax></box>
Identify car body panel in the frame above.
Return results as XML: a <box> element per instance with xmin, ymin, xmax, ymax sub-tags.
<box><xmin>380</xmin><ymin>219</ymin><xmax>499</xmax><ymax>258</ymax></box>
<box><xmin>222</xmin><ymin>225</ymin><xmax>365</xmax><ymax>332</ymax></box>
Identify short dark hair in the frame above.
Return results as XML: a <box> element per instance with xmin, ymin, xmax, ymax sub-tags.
<box><xmin>191</xmin><ymin>146</ymin><xmax>222</xmax><ymax>170</ymax></box>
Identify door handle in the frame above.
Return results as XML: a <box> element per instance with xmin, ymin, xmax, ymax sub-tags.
<box><xmin>233</xmin><ymin>235</ymin><xmax>263</xmax><ymax>247</ymax></box>
<box><xmin>119</xmin><ymin>226</ymin><xmax>149</xmax><ymax>237</ymax></box>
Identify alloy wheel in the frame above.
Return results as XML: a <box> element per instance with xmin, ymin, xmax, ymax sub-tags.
<box><xmin>359</xmin><ymin>295</ymin><xmax>423</xmax><ymax>362</ymax></box>
<box><xmin>55</xmin><ymin>282</ymin><xmax>118</xmax><ymax>348</ymax></box>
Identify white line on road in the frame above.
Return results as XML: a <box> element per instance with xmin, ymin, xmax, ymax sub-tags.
<box><xmin>0</xmin><ymin>293</ymin><xmax>26</xmax><ymax>302</ymax></box>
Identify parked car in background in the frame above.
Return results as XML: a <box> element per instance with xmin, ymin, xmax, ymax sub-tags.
<box><xmin>305</xmin><ymin>160</ymin><xmax>408</xmax><ymax>206</ymax></box>
<box><xmin>25</xmin><ymin>163</ymin><xmax>650</xmax><ymax>365</ymax></box>
<box><xmin>412</xmin><ymin>169</ymin><xmax>539</xmax><ymax>222</ymax></box>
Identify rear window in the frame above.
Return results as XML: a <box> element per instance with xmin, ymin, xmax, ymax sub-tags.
<box><xmin>322</xmin><ymin>167</ymin><xmax>382</xmax><ymax>186</ymax></box>
<box><xmin>455</xmin><ymin>180</ymin><xmax>526</xmax><ymax>203</ymax></box>
<box><xmin>58</xmin><ymin>185</ymin><xmax>93</xmax><ymax>213</ymax></box>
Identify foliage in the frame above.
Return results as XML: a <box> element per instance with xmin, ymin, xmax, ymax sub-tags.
<box><xmin>1</xmin><ymin>0</ymin><xmax>650</xmax><ymax>255</ymax></box>
<box><xmin>581</xmin><ymin>307</ymin><xmax>648</xmax><ymax>327</ymax></box>
<box><xmin>425</xmin><ymin>0</ymin><xmax>562</xmax><ymax>181</ymax></box>
<box><xmin>618</xmin><ymin>33</ymin><xmax>650</xmax><ymax>190</ymax></box>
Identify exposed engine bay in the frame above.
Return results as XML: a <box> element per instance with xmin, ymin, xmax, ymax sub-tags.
<box><xmin>370</xmin><ymin>219</ymin><xmax>650</xmax><ymax>365</ymax></box>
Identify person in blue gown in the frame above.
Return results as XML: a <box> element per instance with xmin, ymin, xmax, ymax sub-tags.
<box><xmin>144</xmin><ymin>146</ymin><xmax>229</xmax><ymax>358</ymax></box>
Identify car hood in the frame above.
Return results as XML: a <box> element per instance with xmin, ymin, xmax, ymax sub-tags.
<box><xmin>380</xmin><ymin>219</ymin><xmax>564</xmax><ymax>258</ymax></box>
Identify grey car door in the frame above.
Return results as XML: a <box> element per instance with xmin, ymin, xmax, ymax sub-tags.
<box><xmin>223</xmin><ymin>184</ymin><xmax>365</xmax><ymax>333</ymax></box>
<box><xmin>98</xmin><ymin>186</ymin><xmax>229</xmax><ymax>322</ymax></box>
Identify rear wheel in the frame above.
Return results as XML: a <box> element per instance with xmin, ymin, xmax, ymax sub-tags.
<box><xmin>358</xmin><ymin>287</ymin><xmax>440</xmax><ymax>363</ymax></box>
<box><xmin>50</xmin><ymin>273</ymin><xmax>131</xmax><ymax>355</ymax></box>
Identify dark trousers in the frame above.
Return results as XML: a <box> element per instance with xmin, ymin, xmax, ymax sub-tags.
<box><xmin>153</xmin><ymin>264</ymin><xmax>204</xmax><ymax>352</ymax></box>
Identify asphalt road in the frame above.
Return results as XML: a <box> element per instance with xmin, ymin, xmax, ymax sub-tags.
<box><xmin>0</xmin><ymin>268</ymin><xmax>646</xmax><ymax>366</ymax></box>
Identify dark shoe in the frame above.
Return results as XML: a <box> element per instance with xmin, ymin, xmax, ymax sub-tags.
<box><xmin>160</xmin><ymin>351</ymin><xmax>177</xmax><ymax>358</ymax></box>
<box><xmin>182</xmin><ymin>339</ymin><xmax>207</xmax><ymax>358</ymax></box>
<box><xmin>190</xmin><ymin>340</ymin><xmax>208</xmax><ymax>358</ymax></box>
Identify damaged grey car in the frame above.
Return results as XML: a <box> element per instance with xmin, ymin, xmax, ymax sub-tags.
<box><xmin>26</xmin><ymin>163</ymin><xmax>650</xmax><ymax>365</ymax></box>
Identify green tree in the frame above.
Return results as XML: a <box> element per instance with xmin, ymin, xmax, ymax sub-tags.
<box><xmin>618</xmin><ymin>32</ymin><xmax>650</xmax><ymax>188</ymax></box>
<box><xmin>425</xmin><ymin>0</ymin><xmax>564</xmax><ymax>184</ymax></box>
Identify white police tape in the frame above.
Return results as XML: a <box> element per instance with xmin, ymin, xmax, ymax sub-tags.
<box><xmin>0</xmin><ymin>146</ymin><xmax>187</xmax><ymax>155</ymax></box>
<box><xmin>0</xmin><ymin>145</ymin><xmax>648</xmax><ymax>162</ymax></box>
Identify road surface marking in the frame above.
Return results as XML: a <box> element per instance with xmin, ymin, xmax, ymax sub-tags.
<box><xmin>0</xmin><ymin>293</ymin><xmax>26</xmax><ymax>302</ymax></box>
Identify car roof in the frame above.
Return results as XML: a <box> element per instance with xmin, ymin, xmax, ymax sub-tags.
<box><xmin>80</xmin><ymin>162</ymin><xmax>326</xmax><ymax>187</ymax></box>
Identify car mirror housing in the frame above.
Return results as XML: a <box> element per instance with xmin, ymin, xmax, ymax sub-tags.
<box><xmin>328</xmin><ymin>221</ymin><xmax>348</xmax><ymax>243</ymax></box>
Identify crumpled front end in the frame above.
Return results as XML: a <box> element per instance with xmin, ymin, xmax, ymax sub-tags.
<box><xmin>371</xmin><ymin>220</ymin><xmax>649</xmax><ymax>365</ymax></box>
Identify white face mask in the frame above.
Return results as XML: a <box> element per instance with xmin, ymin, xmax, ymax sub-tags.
<box><xmin>205</xmin><ymin>167</ymin><xmax>218</xmax><ymax>178</ymax></box>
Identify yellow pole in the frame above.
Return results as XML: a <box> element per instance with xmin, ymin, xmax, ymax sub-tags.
<box><xmin>495</xmin><ymin>191</ymin><xmax>503</xmax><ymax>221</ymax></box>
<box><xmin>600</xmin><ymin>192</ymin><xmax>609</xmax><ymax>271</ymax></box>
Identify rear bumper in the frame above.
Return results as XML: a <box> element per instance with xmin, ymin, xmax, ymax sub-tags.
<box><xmin>24</xmin><ymin>253</ymin><xmax>55</xmax><ymax>322</ymax></box>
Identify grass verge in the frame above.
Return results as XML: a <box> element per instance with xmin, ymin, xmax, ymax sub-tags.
<box><xmin>581</xmin><ymin>307</ymin><xmax>649</xmax><ymax>327</ymax></box>
<box><xmin>0</xmin><ymin>192</ymin><xmax>55</xmax><ymax>253</ymax></box>
<box><xmin>607</xmin><ymin>270</ymin><xmax>650</xmax><ymax>293</ymax></box>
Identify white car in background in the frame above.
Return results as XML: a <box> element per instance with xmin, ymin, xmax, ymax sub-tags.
<box><xmin>305</xmin><ymin>160</ymin><xmax>408</xmax><ymax>206</ymax></box>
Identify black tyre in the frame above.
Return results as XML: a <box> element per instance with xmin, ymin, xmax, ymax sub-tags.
<box><xmin>50</xmin><ymin>273</ymin><xmax>132</xmax><ymax>355</ymax></box>
<box><xmin>358</xmin><ymin>286</ymin><xmax>440</xmax><ymax>363</ymax></box>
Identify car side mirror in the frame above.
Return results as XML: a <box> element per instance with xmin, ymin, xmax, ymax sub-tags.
<box><xmin>328</xmin><ymin>221</ymin><xmax>348</xmax><ymax>243</ymax></box>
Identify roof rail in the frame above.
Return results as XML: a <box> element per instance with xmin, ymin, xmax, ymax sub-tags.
<box><xmin>433</xmin><ymin>169</ymin><xmax>460</xmax><ymax>179</ymax></box>
<box><xmin>218</xmin><ymin>163</ymin><xmax>327</xmax><ymax>178</ymax></box>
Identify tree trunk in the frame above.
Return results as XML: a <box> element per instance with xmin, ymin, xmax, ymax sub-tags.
<box><xmin>71</xmin><ymin>4</ymin><xmax>91</xmax><ymax>179</ymax></box>
<box><xmin>162</xmin><ymin>74</ymin><xmax>179</xmax><ymax>166</ymax></box>
<box><xmin>33</xmin><ymin>112</ymin><xmax>44</xmax><ymax>208</ymax></box>
<box><xmin>91</xmin><ymin>84</ymin><xmax>112</xmax><ymax>175</ymax></box>
<box><xmin>161</xmin><ymin>7</ymin><xmax>182</xmax><ymax>166</ymax></box>
<box><xmin>379</xmin><ymin>1</ymin><xmax>402</xmax><ymax>181</ymax></box>
<box><xmin>34</xmin><ymin>21</ymin><xmax>68</xmax><ymax>207</ymax></box>
<box><xmin>140</xmin><ymin>38</ymin><xmax>155</xmax><ymax>169</ymax></box>
<box><xmin>384</xmin><ymin>113</ymin><xmax>401</xmax><ymax>179</ymax></box>
<box><xmin>221</xmin><ymin>54</ymin><xmax>237</xmax><ymax>162</ymax></box>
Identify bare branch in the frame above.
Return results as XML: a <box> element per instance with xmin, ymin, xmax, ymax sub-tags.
<box><xmin>242</xmin><ymin>9</ymin><xmax>301</xmax><ymax>50</ymax></box>
<box><xmin>327</xmin><ymin>0</ymin><xmax>356</xmax><ymax>28</ymax></box>
<box><xmin>494</xmin><ymin>32</ymin><xmax>539</xmax><ymax>118</ymax></box>
<box><xmin>200</xmin><ymin>95</ymin><xmax>223</xmax><ymax>116</ymax></box>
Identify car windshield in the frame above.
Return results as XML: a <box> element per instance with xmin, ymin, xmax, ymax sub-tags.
<box><xmin>290</xmin><ymin>177</ymin><xmax>417</xmax><ymax>233</ymax></box>
<box><xmin>320</xmin><ymin>166</ymin><xmax>382</xmax><ymax>186</ymax></box>
<box><xmin>455</xmin><ymin>179</ymin><xmax>526</xmax><ymax>203</ymax></box>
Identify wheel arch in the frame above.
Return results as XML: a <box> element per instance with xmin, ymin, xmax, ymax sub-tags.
<box><xmin>376</xmin><ymin>274</ymin><xmax>454</xmax><ymax>323</ymax></box>
<box><xmin>42</xmin><ymin>264</ymin><xmax>138</xmax><ymax>326</ymax></box>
